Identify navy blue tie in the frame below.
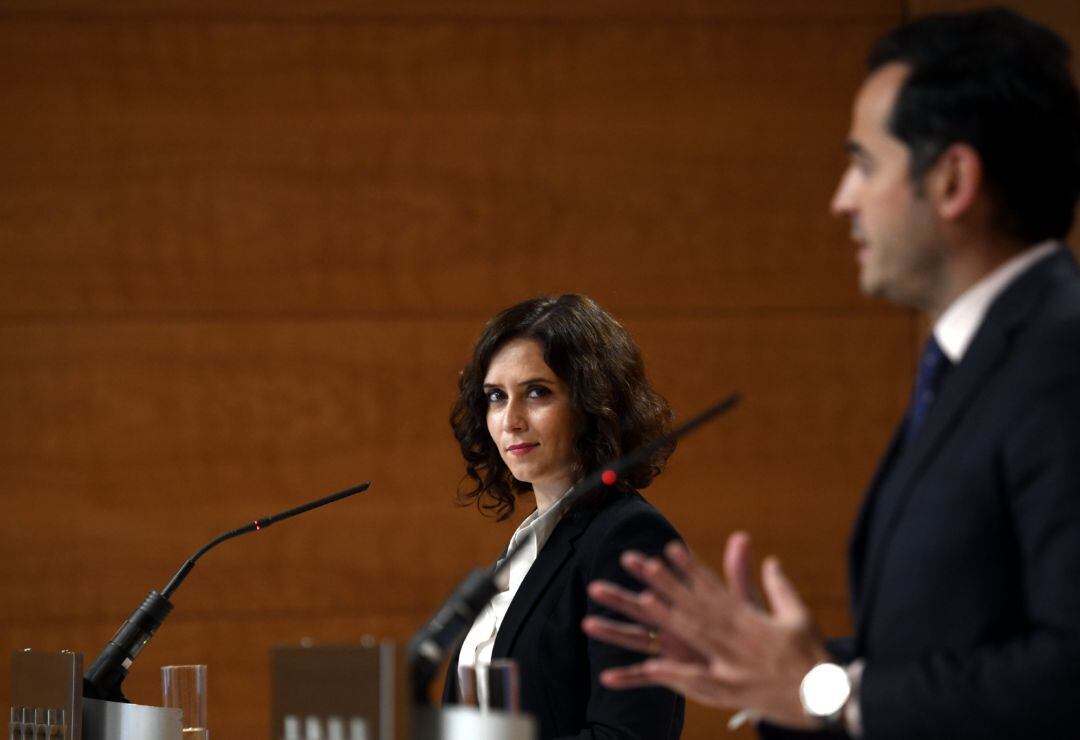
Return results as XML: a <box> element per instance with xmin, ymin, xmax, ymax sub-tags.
<box><xmin>906</xmin><ymin>335</ymin><xmax>952</xmax><ymax>443</ymax></box>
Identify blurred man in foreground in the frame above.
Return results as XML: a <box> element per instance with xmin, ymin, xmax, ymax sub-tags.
<box><xmin>583</xmin><ymin>8</ymin><xmax>1080</xmax><ymax>739</ymax></box>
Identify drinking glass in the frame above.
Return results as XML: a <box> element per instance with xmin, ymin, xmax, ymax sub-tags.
<box><xmin>456</xmin><ymin>664</ymin><xmax>478</xmax><ymax>707</ymax></box>
<box><xmin>161</xmin><ymin>664</ymin><xmax>209</xmax><ymax>739</ymax></box>
<box><xmin>477</xmin><ymin>659</ymin><xmax>520</xmax><ymax>713</ymax></box>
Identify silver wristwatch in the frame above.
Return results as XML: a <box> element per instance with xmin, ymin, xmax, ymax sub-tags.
<box><xmin>799</xmin><ymin>662</ymin><xmax>852</xmax><ymax>726</ymax></box>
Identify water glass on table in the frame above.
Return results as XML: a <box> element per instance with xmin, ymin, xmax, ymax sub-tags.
<box><xmin>162</xmin><ymin>664</ymin><xmax>209</xmax><ymax>739</ymax></box>
<box><xmin>458</xmin><ymin>659</ymin><xmax>521</xmax><ymax>713</ymax></box>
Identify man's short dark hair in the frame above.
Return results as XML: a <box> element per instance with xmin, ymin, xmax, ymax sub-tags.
<box><xmin>869</xmin><ymin>8</ymin><xmax>1080</xmax><ymax>244</ymax></box>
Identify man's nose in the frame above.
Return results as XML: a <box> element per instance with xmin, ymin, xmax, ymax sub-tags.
<box><xmin>830</xmin><ymin>165</ymin><xmax>858</xmax><ymax>217</ymax></box>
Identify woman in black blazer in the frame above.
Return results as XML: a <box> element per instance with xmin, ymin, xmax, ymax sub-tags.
<box><xmin>443</xmin><ymin>294</ymin><xmax>684</xmax><ymax>739</ymax></box>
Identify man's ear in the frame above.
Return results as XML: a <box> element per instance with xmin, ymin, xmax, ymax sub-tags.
<box><xmin>928</xmin><ymin>143</ymin><xmax>983</xmax><ymax>221</ymax></box>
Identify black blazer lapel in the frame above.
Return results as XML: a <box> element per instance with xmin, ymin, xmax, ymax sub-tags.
<box><xmin>848</xmin><ymin>421</ymin><xmax>906</xmax><ymax>621</ymax></box>
<box><xmin>854</xmin><ymin>328</ymin><xmax>1008</xmax><ymax>636</ymax></box>
<box><xmin>491</xmin><ymin>504</ymin><xmax>597</xmax><ymax>659</ymax></box>
<box><xmin>853</xmin><ymin>248</ymin><xmax>1076</xmax><ymax>638</ymax></box>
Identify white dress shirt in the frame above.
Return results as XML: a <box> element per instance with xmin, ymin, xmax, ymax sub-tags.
<box><xmin>933</xmin><ymin>240</ymin><xmax>1059</xmax><ymax>362</ymax></box>
<box><xmin>456</xmin><ymin>488</ymin><xmax>573</xmax><ymax>706</ymax></box>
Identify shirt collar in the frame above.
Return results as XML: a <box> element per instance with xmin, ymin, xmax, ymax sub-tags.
<box><xmin>934</xmin><ymin>241</ymin><xmax>1059</xmax><ymax>363</ymax></box>
<box><xmin>494</xmin><ymin>486</ymin><xmax>574</xmax><ymax>590</ymax></box>
<box><xmin>508</xmin><ymin>486</ymin><xmax>574</xmax><ymax>552</ymax></box>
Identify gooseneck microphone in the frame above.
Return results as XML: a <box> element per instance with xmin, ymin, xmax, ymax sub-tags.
<box><xmin>407</xmin><ymin>393</ymin><xmax>741</xmax><ymax>705</ymax></box>
<box><xmin>82</xmin><ymin>481</ymin><xmax>371</xmax><ymax>703</ymax></box>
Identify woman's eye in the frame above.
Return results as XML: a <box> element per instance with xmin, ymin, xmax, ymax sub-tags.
<box><xmin>526</xmin><ymin>385</ymin><xmax>551</xmax><ymax>399</ymax></box>
<box><xmin>485</xmin><ymin>389</ymin><xmax>506</xmax><ymax>403</ymax></box>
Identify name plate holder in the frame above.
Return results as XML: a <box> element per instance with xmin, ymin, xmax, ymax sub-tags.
<box><xmin>10</xmin><ymin>649</ymin><xmax>82</xmax><ymax>740</ymax></box>
<box><xmin>270</xmin><ymin>638</ymin><xmax>395</xmax><ymax>740</ymax></box>
<box><xmin>10</xmin><ymin>649</ymin><xmax>181</xmax><ymax>740</ymax></box>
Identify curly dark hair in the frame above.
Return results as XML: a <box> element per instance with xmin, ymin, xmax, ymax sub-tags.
<box><xmin>451</xmin><ymin>294</ymin><xmax>674</xmax><ymax>520</ymax></box>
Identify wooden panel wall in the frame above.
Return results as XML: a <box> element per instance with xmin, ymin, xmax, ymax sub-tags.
<box><xmin>2</xmin><ymin>1</ymin><xmax>1075</xmax><ymax>738</ymax></box>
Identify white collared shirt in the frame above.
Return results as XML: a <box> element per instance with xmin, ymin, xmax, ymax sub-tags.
<box><xmin>933</xmin><ymin>241</ymin><xmax>1059</xmax><ymax>363</ymax></box>
<box><xmin>456</xmin><ymin>488</ymin><xmax>573</xmax><ymax>706</ymax></box>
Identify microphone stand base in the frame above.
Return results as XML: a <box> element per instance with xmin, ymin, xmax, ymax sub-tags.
<box><xmin>83</xmin><ymin>698</ymin><xmax>183</xmax><ymax>740</ymax></box>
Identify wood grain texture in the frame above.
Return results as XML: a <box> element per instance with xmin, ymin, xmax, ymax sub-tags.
<box><xmin>0</xmin><ymin>313</ymin><xmax>911</xmax><ymax>736</ymax></box>
<box><xmin>0</xmin><ymin>2</ymin><xmax>920</xmax><ymax>739</ymax></box>
<box><xmin>0</xmin><ymin>17</ymin><xmax>891</xmax><ymax>319</ymax></box>
<box><xmin>0</xmin><ymin>1</ymin><xmax>897</xmax><ymax>21</ymax></box>
<box><xmin>0</xmin><ymin>314</ymin><xmax>910</xmax><ymax>617</ymax></box>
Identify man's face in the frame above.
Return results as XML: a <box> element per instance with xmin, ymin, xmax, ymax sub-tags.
<box><xmin>831</xmin><ymin>63</ymin><xmax>947</xmax><ymax>311</ymax></box>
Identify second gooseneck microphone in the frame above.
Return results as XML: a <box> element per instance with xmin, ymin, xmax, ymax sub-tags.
<box><xmin>82</xmin><ymin>481</ymin><xmax>371</xmax><ymax>703</ymax></box>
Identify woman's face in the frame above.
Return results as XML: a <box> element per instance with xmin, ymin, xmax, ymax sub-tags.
<box><xmin>483</xmin><ymin>337</ymin><xmax>579</xmax><ymax>505</ymax></box>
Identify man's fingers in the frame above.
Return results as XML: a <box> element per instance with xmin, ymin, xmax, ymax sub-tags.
<box><xmin>664</xmin><ymin>541</ymin><xmax>729</xmax><ymax>600</ymax></box>
<box><xmin>639</xmin><ymin>554</ymin><xmax>698</xmax><ymax>607</ymax></box>
<box><xmin>761</xmin><ymin>557</ymin><xmax>807</xmax><ymax>622</ymax></box>
<box><xmin>581</xmin><ymin>615</ymin><xmax>657</xmax><ymax>655</ymax></box>
<box><xmin>723</xmin><ymin>531</ymin><xmax>764</xmax><ymax>608</ymax></box>
<box><xmin>638</xmin><ymin>589</ymin><xmax>734</xmax><ymax>661</ymax></box>
<box><xmin>626</xmin><ymin>543</ymin><xmax>732</xmax><ymax>614</ymax></box>
<box><xmin>618</xmin><ymin>550</ymin><xmax>659</xmax><ymax>588</ymax></box>
<box><xmin>589</xmin><ymin>580</ymin><xmax>682</xmax><ymax>642</ymax></box>
<box><xmin>601</xmin><ymin>660</ymin><xmax>738</xmax><ymax>710</ymax></box>
<box><xmin>597</xmin><ymin>663</ymin><xmax>657</xmax><ymax>690</ymax></box>
<box><xmin>624</xmin><ymin>544</ymin><xmax>744</xmax><ymax>662</ymax></box>
<box><xmin>587</xmin><ymin>580</ymin><xmax>655</xmax><ymax>625</ymax></box>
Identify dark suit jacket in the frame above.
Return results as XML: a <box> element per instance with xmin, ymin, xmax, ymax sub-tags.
<box><xmin>443</xmin><ymin>490</ymin><xmax>685</xmax><ymax>740</ymax></box>
<box><xmin>763</xmin><ymin>247</ymin><xmax>1080</xmax><ymax>739</ymax></box>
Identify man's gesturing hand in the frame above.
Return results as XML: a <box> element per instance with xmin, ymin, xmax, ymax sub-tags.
<box><xmin>582</xmin><ymin>532</ymin><xmax>831</xmax><ymax>730</ymax></box>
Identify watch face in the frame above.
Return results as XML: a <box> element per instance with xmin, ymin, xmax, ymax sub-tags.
<box><xmin>800</xmin><ymin>663</ymin><xmax>851</xmax><ymax>718</ymax></box>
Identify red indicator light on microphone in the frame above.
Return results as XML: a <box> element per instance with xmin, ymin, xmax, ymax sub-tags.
<box><xmin>601</xmin><ymin>470</ymin><xmax>617</xmax><ymax>486</ymax></box>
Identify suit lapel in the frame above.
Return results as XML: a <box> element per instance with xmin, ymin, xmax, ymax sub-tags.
<box><xmin>852</xmin><ymin>249</ymin><xmax>1076</xmax><ymax>638</ymax></box>
<box><xmin>491</xmin><ymin>501</ymin><xmax>598</xmax><ymax>659</ymax></box>
<box><xmin>854</xmin><ymin>327</ymin><xmax>1008</xmax><ymax>635</ymax></box>
<box><xmin>848</xmin><ymin>421</ymin><xmax>905</xmax><ymax>618</ymax></box>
